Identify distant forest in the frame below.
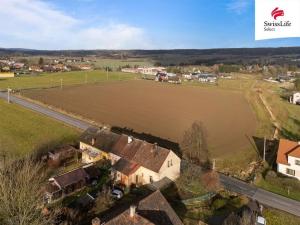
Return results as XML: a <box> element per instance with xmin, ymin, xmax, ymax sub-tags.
<box><xmin>0</xmin><ymin>47</ymin><xmax>300</xmax><ymax>67</ymax></box>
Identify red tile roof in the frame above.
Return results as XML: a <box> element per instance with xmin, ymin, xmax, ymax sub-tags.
<box><xmin>276</xmin><ymin>139</ymin><xmax>300</xmax><ymax>165</ymax></box>
<box><xmin>111</xmin><ymin>135</ymin><xmax>170</xmax><ymax>173</ymax></box>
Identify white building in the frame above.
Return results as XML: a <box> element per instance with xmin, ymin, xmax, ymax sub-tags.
<box><xmin>277</xmin><ymin>139</ymin><xmax>300</xmax><ymax>180</ymax></box>
<box><xmin>290</xmin><ymin>92</ymin><xmax>300</xmax><ymax>105</ymax></box>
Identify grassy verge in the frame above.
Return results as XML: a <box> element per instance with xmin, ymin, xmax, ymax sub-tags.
<box><xmin>0</xmin><ymin>98</ymin><xmax>79</xmax><ymax>157</ymax></box>
<box><xmin>0</xmin><ymin>70</ymin><xmax>138</xmax><ymax>90</ymax></box>
<box><xmin>263</xmin><ymin>208</ymin><xmax>300</xmax><ymax>225</ymax></box>
<box><xmin>255</xmin><ymin>173</ymin><xmax>300</xmax><ymax>201</ymax></box>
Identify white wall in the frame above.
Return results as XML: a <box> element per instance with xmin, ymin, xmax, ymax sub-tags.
<box><xmin>292</xmin><ymin>93</ymin><xmax>300</xmax><ymax>104</ymax></box>
<box><xmin>158</xmin><ymin>151</ymin><xmax>181</xmax><ymax>181</ymax></box>
<box><xmin>277</xmin><ymin>155</ymin><xmax>300</xmax><ymax>180</ymax></box>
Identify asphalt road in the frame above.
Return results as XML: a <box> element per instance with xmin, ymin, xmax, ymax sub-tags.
<box><xmin>219</xmin><ymin>174</ymin><xmax>300</xmax><ymax>216</ymax></box>
<box><xmin>0</xmin><ymin>91</ymin><xmax>91</xmax><ymax>130</ymax></box>
<box><xmin>1</xmin><ymin>91</ymin><xmax>300</xmax><ymax>217</ymax></box>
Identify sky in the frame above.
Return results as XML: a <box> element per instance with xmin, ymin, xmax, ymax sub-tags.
<box><xmin>0</xmin><ymin>0</ymin><xmax>300</xmax><ymax>50</ymax></box>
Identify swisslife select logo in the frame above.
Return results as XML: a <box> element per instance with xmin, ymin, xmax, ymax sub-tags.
<box><xmin>255</xmin><ymin>0</ymin><xmax>300</xmax><ymax>40</ymax></box>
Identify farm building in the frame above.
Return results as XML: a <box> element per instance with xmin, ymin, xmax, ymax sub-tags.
<box><xmin>0</xmin><ymin>72</ymin><xmax>14</xmax><ymax>78</ymax></box>
<box><xmin>290</xmin><ymin>92</ymin><xmax>300</xmax><ymax>105</ymax></box>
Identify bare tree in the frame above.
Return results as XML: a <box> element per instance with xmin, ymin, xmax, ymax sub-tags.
<box><xmin>201</xmin><ymin>170</ymin><xmax>220</xmax><ymax>192</ymax></box>
<box><xmin>181</xmin><ymin>121</ymin><xmax>209</xmax><ymax>166</ymax></box>
<box><xmin>0</xmin><ymin>156</ymin><xmax>51</xmax><ymax>225</ymax></box>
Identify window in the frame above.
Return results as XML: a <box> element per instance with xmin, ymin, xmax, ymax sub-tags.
<box><xmin>167</xmin><ymin>161</ymin><xmax>170</xmax><ymax>167</ymax></box>
<box><xmin>286</xmin><ymin>168</ymin><xmax>295</xmax><ymax>176</ymax></box>
<box><xmin>149</xmin><ymin>176</ymin><xmax>153</xmax><ymax>183</ymax></box>
<box><xmin>296</xmin><ymin>160</ymin><xmax>300</xmax><ymax>166</ymax></box>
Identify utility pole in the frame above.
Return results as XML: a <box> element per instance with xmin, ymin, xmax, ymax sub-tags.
<box><xmin>7</xmin><ymin>88</ymin><xmax>12</xmax><ymax>103</ymax></box>
<box><xmin>263</xmin><ymin>136</ymin><xmax>266</xmax><ymax>162</ymax></box>
<box><xmin>212</xmin><ymin>159</ymin><xmax>216</xmax><ymax>170</ymax></box>
<box><xmin>60</xmin><ymin>78</ymin><xmax>63</xmax><ymax>90</ymax></box>
<box><xmin>106</xmin><ymin>67</ymin><xmax>108</xmax><ymax>80</ymax></box>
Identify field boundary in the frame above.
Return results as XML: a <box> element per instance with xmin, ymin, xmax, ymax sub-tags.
<box><xmin>15</xmin><ymin>93</ymin><xmax>106</xmax><ymax>129</ymax></box>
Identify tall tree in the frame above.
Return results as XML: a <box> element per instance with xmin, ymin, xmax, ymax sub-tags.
<box><xmin>0</xmin><ymin>157</ymin><xmax>51</xmax><ymax>225</ymax></box>
<box><xmin>295</xmin><ymin>79</ymin><xmax>300</xmax><ymax>91</ymax></box>
<box><xmin>180</xmin><ymin>121</ymin><xmax>209</xmax><ymax>166</ymax></box>
<box><xmin>38</xmin><ymin>57</ymin><xmax>44</xmax><ymax>66</ymax></box>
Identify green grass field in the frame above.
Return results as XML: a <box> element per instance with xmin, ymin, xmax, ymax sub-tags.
<box><xmin>263</xmin><ymin>208</ymin><xmax>300</xmax><ymax>225</ymax></box>
<box><xmin>0</xmin><ymin>98</ymin><xmax>79</xmax><ymax>157</ymax></box>
<box><xmin>0</xmin><ymin>70</ymin><xmax>138</xmax><ymax>90</ymax></box>
<box><xmin>92</xmin><ymin>58</ymin><xmax>153</xmax><ymax>69</ymax></box>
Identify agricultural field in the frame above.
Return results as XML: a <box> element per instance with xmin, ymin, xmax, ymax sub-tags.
<box><xmin>0</xmin><ymin>70</ymin><xmax>138</xmax><ymax>91</ymax></box>
<box><xmin>23</xmin><ymin>80</ymin><xmax>257</xmax><ymax>164</ymax></box>
<box><xmin>0</xmin><ymin>98</ymin><xmax>79</xmax><ymax>157</ymax></box>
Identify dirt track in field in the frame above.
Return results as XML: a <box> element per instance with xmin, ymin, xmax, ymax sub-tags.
<box><xmin>23</xmin><ymin>80</ymin><xmax>257</xmax><ymax>157</ymax></box>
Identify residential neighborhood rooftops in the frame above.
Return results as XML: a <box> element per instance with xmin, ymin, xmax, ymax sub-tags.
<box><xmin>102</xmin><ymin>190</ymin><xmax>183</xmax><ymax>225</ymax></box>
<box><xmin>276</xmin><ymin>139</ymin><xmax>300</xmax><ymax>165</ymax></box>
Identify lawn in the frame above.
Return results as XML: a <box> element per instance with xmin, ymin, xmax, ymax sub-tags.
<box><xmin>263</xmin><ymin>208</ymin><xmax>300</xmax><ymax>225</ymax></box>
<box><xmin>0</xmin><ymin>98</ymin><xmax>79</xmax><ymax>157</ymax></box>
<box><xmin>0</xmin><ymin>70</ymin><xmax>138</xmax><ymax>91</ymax></box>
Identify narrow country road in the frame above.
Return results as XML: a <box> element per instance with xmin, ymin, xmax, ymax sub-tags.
<box><xmin>219</xmin><ymin>174</ymin><xmax>300</xmax><ymax>216</ymax></box>
<box><xmin>1</xmin><ymin>91</ymin><xmax>300</xmax><ymax>217</ymax></box>
<box><xmin>0</xmin><ymin>91</ymin><xmax>91</xmax><ymax>130</ymax></box>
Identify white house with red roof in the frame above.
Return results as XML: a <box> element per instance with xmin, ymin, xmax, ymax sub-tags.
<box><xmin>276</xmin><ymin>139</ymin><xmax>300</xmax><ymax>180</ymax></box>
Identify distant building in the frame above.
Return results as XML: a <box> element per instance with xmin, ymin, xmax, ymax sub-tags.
<box><xmin>0</xmin><ymin>72</ymin><xmax>14</xmax><ymax>78</ymax></box>
<box><xmin>29</xmin><ymin>65</ymin><xmax>43</xmax><ymax>73</ymax></box>
<box><xmin>277</xmin><ymin>139</ymin><xmax>300</xmax><ymax>180</ymax></box>
<box><xmin>290</xmin><ymin>92</ymin><xmax>300</xmax><ymax>105</ymax></box>
<box><xmin>198</xmin><ymin>73</ymin><xmax>217</xmax><ymax>83</ymax></box>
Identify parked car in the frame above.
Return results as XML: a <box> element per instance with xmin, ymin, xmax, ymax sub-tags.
<box><xmin>111</xmin><ymin>188</ymin><xmax>124</xmax><ymax>199</ymax></box>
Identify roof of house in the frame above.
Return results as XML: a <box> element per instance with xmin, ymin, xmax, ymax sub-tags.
<box><xmin>80</xmin><ymin>127</ymin><xmax>120</xmax><ymax>152</ymax></box>
<box><xmin>105</xmin><ymin>209</ymin><xmax>154</xmax><ymax>225</ymax></box>
<box><xmin>103</xmin><ymin>190</ymin><xmax>183</xmax><ymax>225</ymax></box>
<box><xmin>111</xmin><ymin>135</ymin><xmax>171</xmax><ymax>173</ymax></box>
<box><xmin>53</xmin><ymin>168</ymin><xmax>89</xmax><ymax>189</ymax></box>
<box><xmin>276</xmin><ymin>139</ymin><xmax>300</xmax><ymax>165</ymax></box>
<box><xmin>113</xmin><ymin>158</ymin><xmax>140</xmax><ymax>176</ymax></box>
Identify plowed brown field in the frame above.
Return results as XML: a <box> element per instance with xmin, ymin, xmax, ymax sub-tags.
<box><xmin>23</xmin><ymin>80</ymin><xmax>257</xmax><ymax>157</ymax></box>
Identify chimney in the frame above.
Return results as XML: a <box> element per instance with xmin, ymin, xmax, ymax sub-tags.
<box><xmin>128</xmin><ymin>136</ymin><xmax>133</xmax><ymax>144</ymax></box>
<box><xmin>91</xmin><ymin>138</ymin><xmax>96</xmax><ymax>145</ymax></box>
<box><xmin>129</xmin><ymin>205</ymin><xmax>136</xmax><ymax>218</ymax></box>
<box><xmin>91</xmin><ymin>217</ymin><xmax>101</xmax><ymax>225</ymax></box>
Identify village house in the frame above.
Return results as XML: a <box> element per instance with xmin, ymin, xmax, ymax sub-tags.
<box><xmin>95</xmin><ymin>190</ymin><xmax>183</xmax><ymax>225</ymax></box>
<box><xmin>110</xmin><ymin>135</ymin><xmax>181</xmax><ymax>187</ymax></box>
<box><xmin>45</xmin><ymin>165</ymin><xmax>101</xmax><ymax>203</ymax></box>
<box><xmin>80</xmin><ymin>127</ymin><xmax>181</xmax><ymax>187</ymax></box>
<box><xmin>80</xmin><ymin>127</ymin><xmax>120</xmax><ymax>164</ymax></box>
<box><xmin>29</xmin><ymin>65</ymin><xmax>43</xmax><ymax>73</ymax></box>
<box><xmin>290</xmin><ymin>92</ymin><xmax>300</xmax><ymax>105</ymax></box>
<box><xmin>277</xmin><ymin>139</ymin><xmax>300</xmax><ymax>180</ymax></box>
